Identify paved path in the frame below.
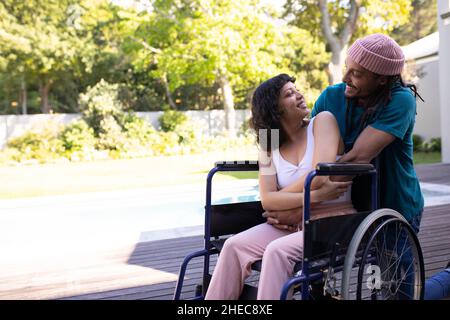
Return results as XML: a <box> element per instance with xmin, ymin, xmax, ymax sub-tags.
<box><xmin>0</xmin><ymin>180</ymin><xmax>258</xmax><ymax>266</ymax></box>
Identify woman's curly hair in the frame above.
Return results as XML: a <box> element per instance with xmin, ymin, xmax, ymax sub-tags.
<box><xmin>250</xmin><ymin>73</ymin><xmax>296</xmax><ymax>152</ymax></box>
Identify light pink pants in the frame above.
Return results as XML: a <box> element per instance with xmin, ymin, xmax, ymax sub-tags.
<box><xmin>204</xmin><ymin>202</ymin><xmax>355</xmax><ymax>300</ymax></box>
<box><xmin>204</xmin><ymin>222</ymin><xmax>303</xmax><ymax>300</ymax></box>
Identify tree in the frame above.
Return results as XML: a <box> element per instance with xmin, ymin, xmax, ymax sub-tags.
<box><xmin>129</xmin><ymin>0</ymin><xmax>291</xmax><ymax>137</ymax></box>
<box><xmin>280</xmin><ymin>27</ymin><xmax>330</xmax><ymax>106</ymax></box>
<box><xmin>0</xmin><ymin>2</ymin><xmax>32</xmax><ymax>114</ymax></box>
<box><xmin>0</xmin><ymin>0</ymin><xmax>96</xmax><ymax>113</ymax></box>
<box><xmin>284</xmin><ymin>0</ymin><xmax>412</xmax><ymax>84</ymax></box>
<box><xmin>392</xmin><ymin>0</ymin><xmax>438</xmax><ymax>45</ymax></box>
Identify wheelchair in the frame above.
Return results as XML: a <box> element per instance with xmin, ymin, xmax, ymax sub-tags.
<box><xmin>173</xmin><ymin>160</ymin><xmax>425</xmax><ymax>300</ymax></box>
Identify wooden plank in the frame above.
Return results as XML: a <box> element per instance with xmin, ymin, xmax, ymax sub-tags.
<box><xmin>2</xmin><ymin>167</ymin><xmax>450</xmax><ymax>300</ymax></box>
<box><xmin>415</xmin><ymin>163</ymin><xmax>450</xmax><ymax>185</ymax></box>
<box><xmin>61</xmin><ymin>279</ymin><xmax>199</xmax><ymax>300</ymax></box>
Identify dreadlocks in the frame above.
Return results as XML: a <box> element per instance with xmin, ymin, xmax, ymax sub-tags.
<box><xmin>347</xmin><ymin>75</ymin><xmax>424</xmax><ymax>135</ymax></box>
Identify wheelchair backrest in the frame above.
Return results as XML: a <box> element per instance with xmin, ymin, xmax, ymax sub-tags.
<box><xmin>304</xmin><ymin>211</ymin><xmax>372</xmax><ymax>260</ymax></box>
<box><xmin>302</xmin><ymin>162</ymin><xmax>378</xmax><ymax>261</ymax></box>
<box><xmin>351</xmin><ymin>175</ymin><xmax>374</xmax><ymax>212</ymax></box>
<box><xmin>210</xmin><ymin>201</ymin><xmax>265</xmax><ymax>238</ymax></box>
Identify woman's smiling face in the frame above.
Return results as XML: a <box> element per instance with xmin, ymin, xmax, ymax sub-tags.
<box><xmin>277</xmin><ymin>82</ymin><xmax>309</xmax><ymax>121</ymax></box>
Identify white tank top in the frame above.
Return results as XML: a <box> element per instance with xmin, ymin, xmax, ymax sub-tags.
<box><xmin>271</xmin><ymin>117</ymin><xmax>351</xmax><ymax>204</ymax></box>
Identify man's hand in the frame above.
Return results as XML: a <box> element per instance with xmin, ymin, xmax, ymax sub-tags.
<box><xmin>263</xmin><ymin>207</ymin><xmax>303</xmax><ymax>232</ymax></box>
<box><xmin>312</xmin><ymin>178</ymin><xmax>352</xmax><ymax>203</ymax></box>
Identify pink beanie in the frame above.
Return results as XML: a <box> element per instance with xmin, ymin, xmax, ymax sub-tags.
<box><xmin>347</xmin><ymin>34</ymin><xmax>405</xmax><ymax>76</ymax></box>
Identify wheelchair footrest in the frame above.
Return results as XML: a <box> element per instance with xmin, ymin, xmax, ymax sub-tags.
<box><xmin>239</xmin><ymin>284</ymin><xmax>258</xmax><ymax>300</ymax></box>
<box><xmin>251</xmin><ymin>260</ymin><xmax>262</xmax><ymax>272</ymax></box>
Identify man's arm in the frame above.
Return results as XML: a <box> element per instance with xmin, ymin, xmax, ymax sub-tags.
<box><xmin>263</xmin><ymin>207</ymin><xmax>303</xmax><ymax>232</ymax></box>
<box><xmin>264</xmin><ymin>179</ymin><xmax>352</xmax><ymax>227</ymax></box>
<box><xmin>338</xmin><ymin>125</ymin><xmax>395</xmax><ymax>163</ymax></box>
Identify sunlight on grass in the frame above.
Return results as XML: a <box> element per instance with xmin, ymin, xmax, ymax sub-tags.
<box><xmin>3</xmin><ymin>149</ymin><xmax>439</xmax><ymax>199</ymax></box>
<box><xmin>413</xmin><ymin>152</ymin><xmax>441</xmax><ymax>165</ymax></box>
<box><xmin>0</xmin><ymin>149</ymin><xmax>258</xmax><ymax>199</ymax></box>
<box><xmin>219</xmin><ymin>171</ymin><xmax>258</xmax><ymax>180</ymax></box>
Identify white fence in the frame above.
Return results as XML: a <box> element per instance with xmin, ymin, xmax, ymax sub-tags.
<box><xmin>1</xmin><ymin>107</ymin><xmax>438</xmax><ymax>150</ymax></box>
<box><xmin>0</xmin><ymin>110</ymin><xmax>251</xmax><ymax>149</ymax></box>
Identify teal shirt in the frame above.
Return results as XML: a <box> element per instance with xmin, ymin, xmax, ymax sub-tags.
<box><xmin>312</xmin><ymin>82</ymin><xmax>424</xmax><ymax>221</ymax></box>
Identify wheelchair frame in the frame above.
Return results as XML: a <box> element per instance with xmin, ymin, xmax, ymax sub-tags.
<box><xmin>280</xmin><ymin>162</ymin><xmax>378</xmax><ymax>300</ymax></box>
<box><xmin>173</xmin><ymin>160</ymin><xmax>425</xmax><ymax>300</ymax></box>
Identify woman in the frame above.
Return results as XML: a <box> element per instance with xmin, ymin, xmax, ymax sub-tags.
<box><xmin>205</xmin><ymin>74</ymin><xmax>354</xmax><ymax>300</ymax></box>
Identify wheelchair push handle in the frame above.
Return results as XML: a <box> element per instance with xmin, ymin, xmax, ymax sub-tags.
<box><xmin>214</xmin><ymin>160</ymin><xmax>259</xmax><ymax>171</ymax></box>
<box><xmin>213</xmin><ymin>161</ymin><xmax>375</xmax><ymax>174</ymax></box>
<box><xmin>315</xmin><ymin>162</ymin><xmax>375</xmax><ymax>175</ymax></box>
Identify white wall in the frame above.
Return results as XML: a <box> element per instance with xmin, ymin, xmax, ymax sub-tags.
<box><xmin>0</xmin><ymin>110</ymin><xmax>251</xmax><ymax>149</ymax></box>
<box><xmin>438</xmin><ymin>0</ymin><xmax>450</xmax><ymax>163</ymax></box>
<box><xmin>136</xmin><ymin>110</ymin><xmax>251</xmax><ymax>136</ymax></box>
<box><xmin>0</xmin><ymin>114</ymin><xmax>81</xmax><ymax>149</ymax></box>
<box><xmin>413</xmin><ymin>57</ymin><xmax>442</xmax><ymax>141</ymax></box>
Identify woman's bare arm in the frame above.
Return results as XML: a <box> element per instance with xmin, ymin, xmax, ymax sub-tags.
<box><xmin>258</xmin><ymin>157</ymin><xmax>305</xmax><ymax>211</ymax></box>
<box><xmin>279</xmin><ymin>111</ymin><xmax>341</xmax><ymax>193</ymax></box>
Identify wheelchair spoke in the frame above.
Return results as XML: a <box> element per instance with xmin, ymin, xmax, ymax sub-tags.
<box><xmin>384</xmin><ymin>222</ymin><xmax>402</xmax><ymax>276</ymax></box>
<box><xmin>379</xmin><ymin>227</ymin><xmax>409</xmax><ymax>279</ymax></box>
<box><xmin>345</xmin><ymin>214</ymin><xmax>423</xmax><ymax>300</ymax></box>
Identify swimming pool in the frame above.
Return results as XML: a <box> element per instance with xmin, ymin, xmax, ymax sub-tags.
<box><xmin>421</xmin><ymin>182</ymin><xmax>450</xmax><ymax>207</ymax></box>
<box><xmin>139</xmin><ymin>180</ymin><xmax>450</xmax><ymax>242</ymax></box>
<box><xmin>1</xmin><ymin>180</ymin><xmax>448</xmax><ymax>249</ymax></box>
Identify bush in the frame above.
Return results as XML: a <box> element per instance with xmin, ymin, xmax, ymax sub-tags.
<box><xmin>413</xmin><ymin>135</ymin><xmax>441</xmax><ymax>153</ymax></box>
<box><xmin>175</xmin><ymin>121</ymin><xmax>197</xmax><ymax>144</ymax></box>
<box><xmin>96</xmin><ymin>116</ymin><xmax>128</xmax><ymax>152</ymax></box>
<box><xmin>412</xmin><ymin>134</ymin><xmax>424</xmax><ymax>152</ymax></box>
<box><xmin>238</xmin><ymin>118</ymin><xmax>253</xmax><ymax>137</ymax></box>
<box><xmin>7</xmin><ymin>126</ymin><xmax>65</xmax><ymax>163</ymax></box>
<box><xmin>79</xmin><ymin>79</ymin><xmax>126</xmax><ymax>136</ymax></box>
<box><xmin>159</xmin><ymin>109</ymin><xmax>188</xmax><ymax>132</ymax></box>
<box><xmin>122</xmin><ymin>113</ymin><xmax>157</xmax><ymax>144</ymax></box>
<box><xmin>0</xmin><ymin>84</ymin><xmax>259</xmax><ymax>164</ymax></box>
<box><xmin>60</xmin><ymin>120</ymin><xmax>96</xmax><ymax>152</ymax></box>
<box><xmin>428</xmin><ymin>137</ymin><xmax>441</xmax><ymax>152</ymax></box>
<box><xmin>77</xmin><ymin>81</ymin><xmax>157</xmax><ymax>156</ymax></box>
<box><xmin>158</xmin><ymin>109</ymin><xmax>197</xmax><ymax>144</ymax></box>
<box><xmin>0</xmin><ymin>148</ymin><xmax>22</xmax><ymax>165</ymax></box>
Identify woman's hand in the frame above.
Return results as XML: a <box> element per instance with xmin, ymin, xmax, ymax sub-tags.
<box><xmin>311</xmin><ymin>178</ymin><xmax>352</xmax><ymax>203</ymax></box>
<box><xmin>263</xmin><ymin>207</ymin><xmax>303</xmax><ymax>232</ymax></box>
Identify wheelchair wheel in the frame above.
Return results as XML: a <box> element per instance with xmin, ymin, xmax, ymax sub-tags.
<box><xmin>341</xmin><ymin>209</ymin><xmax>424</xmax><ymax>300</ymax></box>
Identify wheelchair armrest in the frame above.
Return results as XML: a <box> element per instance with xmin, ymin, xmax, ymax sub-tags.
<box><xmin>316</xmin><ymin>162</ymin><xmax>375</xmax><ymax>174</ymax></box>
<box><xmin>214</xmin><ymin>160</ymin><xmax>259</xmax><ymax>171</ymax></box>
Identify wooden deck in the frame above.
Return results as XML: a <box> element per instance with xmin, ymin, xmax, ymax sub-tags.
<box><xmin>1</xmin><ymin>163</ymin><xmax>450</xmax><ymax>300</ymax></box>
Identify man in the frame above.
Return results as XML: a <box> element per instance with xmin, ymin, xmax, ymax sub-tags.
<box><xmin>313</xmin><ymin>34</ymin><xmax>424</xmax><ymax>300</ymax></box>
<box><xmin>311</xmin><ymin>33</ymin><xmax>423</xmax><ymax>230</ymax></box>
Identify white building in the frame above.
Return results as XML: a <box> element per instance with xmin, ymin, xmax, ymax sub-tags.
<box><xmin>402</xmin><ymin>32</ymin><xmax>440</xmax><ymax>141</ymax></box>
<box><xmin>438</xmin><ymin>0</ymin><xmax>450</xmax><ymax>163</ymax></box>
<box><xmin>401</xmin><ymin>0</ymin><xmax>450</xmax><ymax>163</ymax></box>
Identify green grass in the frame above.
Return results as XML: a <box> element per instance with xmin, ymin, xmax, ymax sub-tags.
<box><xmin>221</xmin><ymin>171</ymin><xmax>259</xmax><ymax>179</ymax></box>
<box><xmin>413</xmin><ymin>151</ymin><xmax>441</xmax><ymax>165</ymax></box>
<box><xmin>0</xmin><ymin>149</ymin><xmax>440</xmax><ymax>199</ymax></box>
<box><xmin>0</xmin><ymin>149</ymin><xmax>258</xmax><ymax>199</ymax></box>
